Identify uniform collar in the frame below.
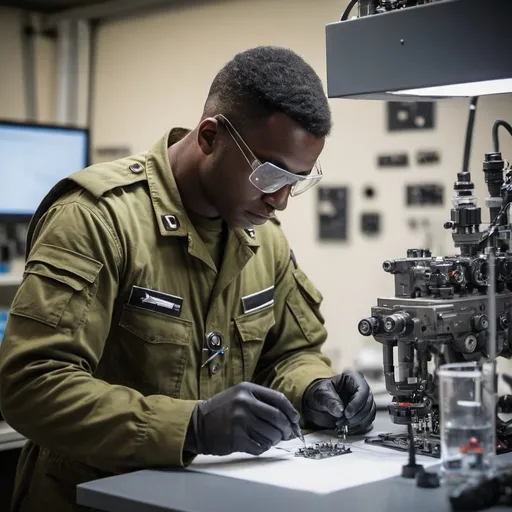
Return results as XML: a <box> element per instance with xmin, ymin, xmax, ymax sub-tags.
<box><xmin>145</xmin><ymin>128</ymin><xmax>192</xmax><ymax>238</ymax></box>
<box><xmin>145</xmin><ymin>129</ymin><xmax>260</xmax><ymax>248</ymax></box>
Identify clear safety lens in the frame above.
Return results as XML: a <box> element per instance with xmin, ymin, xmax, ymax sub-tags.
<box><xmin>249</xmin><ymin>161</ymin><xmax>322</xmax><ymax>196</ymax></box>
<box><xmin>290</xmin><ymin>174</ymin><xmax>322</xmax><ymax>196</ymax></box>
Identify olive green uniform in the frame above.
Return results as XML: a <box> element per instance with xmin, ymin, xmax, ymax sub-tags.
<box><xmin>0</xmin><ymin>129</ymin><xmax>335</xmax><ymax>512</ymax></box>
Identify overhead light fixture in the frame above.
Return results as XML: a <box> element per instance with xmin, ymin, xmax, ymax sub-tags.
<box><xmin>326</xmin><ymin>0</ymin><xmax>512</xmax><ymax>101</ymax></box>
<box><xmin>390</xmin><ymin>79</ymin><xmax>512</xmax><ymax>99</ymax></box>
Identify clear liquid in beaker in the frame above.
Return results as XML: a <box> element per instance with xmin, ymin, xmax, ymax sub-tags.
<box><xmin>441</xmin><ymin>422</ymin><xmax>493</xmax><ymax>481</ymax></box>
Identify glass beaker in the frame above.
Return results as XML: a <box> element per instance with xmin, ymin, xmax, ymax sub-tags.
<box><xmin>438</xmin><ymin>361</ymin><xmax>496</xmax><ymax>483</ymax></box>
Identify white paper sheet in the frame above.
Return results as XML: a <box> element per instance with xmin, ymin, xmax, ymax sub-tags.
<box><xmin>187</xmin><ymin>431</ymin><xmax>438</xmax><ymax>494</ymax></box>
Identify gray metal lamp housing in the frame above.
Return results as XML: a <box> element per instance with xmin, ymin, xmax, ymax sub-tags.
<box><xmin>326</xmin><ymin>0</ymin><xmax>512</xmax><ymax>101</ymax></box>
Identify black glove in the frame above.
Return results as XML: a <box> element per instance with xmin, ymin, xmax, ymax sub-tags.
<box><xmin>184</xmin><ymin>382</ymin><xmax>301</xmax><ymax>456</ymax></box>
<box><xmin>302</xmin><ymin>372</ymin><xmax>376</xmax><ymax>435</ymax></box>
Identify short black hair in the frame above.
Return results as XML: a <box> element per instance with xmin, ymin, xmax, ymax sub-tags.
<box><xmin>203</xmin><ymin>46</ymin><xmax>332</xmax><ymax>137</ymax></box>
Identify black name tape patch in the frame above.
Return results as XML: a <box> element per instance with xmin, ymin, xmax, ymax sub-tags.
<box><xmin>128</xmin><ymin>286</ymin><xmax>183</xmax><ymax>318</ymax></box>
<box><xmin>242</xmin><ymin>286</ymin><xmax>275</xmax><ymax>314</ymax></box>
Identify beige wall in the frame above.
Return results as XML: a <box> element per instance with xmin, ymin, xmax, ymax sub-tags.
<box><xmin>35</xmin><ymin>25</ymin><xmax>58</xmax><ymax>124</ymax></box>
<box><xmin>92</xmin><ymin>0</ymin><xmax>511</xmax><ymax>371</ymax></box>
<box><xmin>0</xmin><ymin>8</ymin><xmax>25</xmax><ymax>120</ymax></box>
<box><xmin>0</xmin><ymin>7</ymin><xmax>57</xmax><ymax>123</ymax></box>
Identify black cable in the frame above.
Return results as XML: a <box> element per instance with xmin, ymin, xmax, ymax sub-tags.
<box><xmin>86</xmin><ymin>19</ymin><xmax>99</xmax><ymax>166</ymax></box>
<box><xmin>462</xmin><ymin>96</ymin><xmax>479</xmax><ymax>173</ymax></box>
<box><xmin>341</xmin><ymin>0</ymin><xmax>359</xmax><ymax>20</ymax></box>
<box><xmin>407</xmin><ymin>424</ymin><xmax>416</xmax><ymax>466</ymax></box>
<box><xmin>492</xmin><ymin>120</ymin><xmax>512</xmax><ymax>153</ymax></box>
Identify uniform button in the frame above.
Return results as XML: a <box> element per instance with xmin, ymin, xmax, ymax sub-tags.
<box><xmin>129</xmin><ymin>163</ymin><xmax>144</xmax><ymax>173</ymax></box>
<box><xmin>211</xmin><ymin>365</ymin><xmax>219</xmax><ymax>375</ymax></box>
<box><xmin>206</xmin><ymin>331</ymin><xmax>223</xmax><ymax>350</ymax></box>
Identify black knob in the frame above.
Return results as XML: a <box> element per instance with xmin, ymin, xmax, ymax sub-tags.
<box><xmin>499</xmin><ymin>312</ymin><xmax>509</xmax><ymax>330</ymax></box>
<box><xmin>383</xmin><ymin>260</ymin><xmax>395</xmax><ymax>272</ymax></box>
<box><xmin>358</xmin><ymin>317</ymin><xmax>380</xmax><ymax>336</ymax></box>
<box><xmin>451</xmin><ymin>270</ymin><xmax>465</xmax><ymax>285</ymax></box>
<box><xmin>384</xmin><ymin>313</ymin><xmax>411</xmax><ymax>334</ymax></box>
<box><xmin>462</xmin><ymin>334</ymin><xmax>478</xmax><ymax>353</ymax></box>
<box><xmin>471</xmin><ymin>314</ymin><xmax>489</xmax><ymax>332</ymax></box>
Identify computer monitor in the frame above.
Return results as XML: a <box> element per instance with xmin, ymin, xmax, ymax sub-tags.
<box><xmin>0</xmin><ymin>120</ymin><xmax>90</xmax><ymax>222</ymax></box>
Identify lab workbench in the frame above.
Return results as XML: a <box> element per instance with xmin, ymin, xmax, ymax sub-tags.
<box><xmin>77</xmin><ymin>412</ymin><xmax>512</xmax><ymax>512</ymax></box>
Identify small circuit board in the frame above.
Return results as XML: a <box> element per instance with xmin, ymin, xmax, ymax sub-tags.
<box><xmin>294</xmin><ymin>441</ymin><xmax>352</xmax><ymax>460</ymax></box>
<box><xmin>365</xmin><ymin>432</ymin><xmax>441</xmax><ymax>458</ymax></box>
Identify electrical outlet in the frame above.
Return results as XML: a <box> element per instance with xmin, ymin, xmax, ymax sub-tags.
<box><xmin>318</xmin><ymin>186</ymin><xmax>349</xmax><ymax>241</ymax></box>
<box><xmin>406</xmin><ymin>184</ymin><xmax>444</xmax><ymax>206</ymax></box>
<box><xmin>361</xmin><ymin>212</ymin><xmax>381</xmax><ymax>235</ymax></box>
<box><xmin>377</xmin><ymin>153</ymin><xmax>409</xmax><ymax>168</ymax></box>
<box><xmin>387</xmin><ymin>101</ymin><xmax>435</xmax><ymax>131</ymax></box>
<box><xmin>417</xmin><ymin>150</ymin><xmax>440</xmax><ymax>165</ymax></box>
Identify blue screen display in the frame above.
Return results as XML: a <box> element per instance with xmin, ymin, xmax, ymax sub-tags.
<box><xmin>0</xmin><ymin>309</ymin><xmax>8</xmax><ymax>344</ymax></box>
<box><xmin>0</xmin><ymin>123</ymin><xmax>88</xmax><ymax>215</ymax></box>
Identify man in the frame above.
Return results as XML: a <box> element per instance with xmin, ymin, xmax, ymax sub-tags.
<box><xmin>0</xmin><ymin>46</ymin><xmax>375</xmax><ymax>511</ymax></box>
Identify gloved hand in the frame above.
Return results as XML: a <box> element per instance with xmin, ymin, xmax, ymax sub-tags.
<box><xmin>184</xmin><ymin>382</ymin><xmax>301</xmax><ymax>456</ymax></box>
<box><xmin>302</xmin><ymin>372</ymin><xmax>376</xmax><ymax>435</ymax></box>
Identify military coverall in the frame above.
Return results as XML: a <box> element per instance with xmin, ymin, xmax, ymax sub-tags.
<box><xmin>0</xmin><ymin>128</ymin><xmax>336</xmax><ymax>512</ymax></box>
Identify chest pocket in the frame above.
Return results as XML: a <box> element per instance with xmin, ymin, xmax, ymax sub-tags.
<box><xmin>233</xmin><ymin>307</ymin><xmax>275</xmax><ymax>383</ymax></box>
<box><xmin>117</xmin><ymin>304</ymin><xmax>193</xmax><ymax>397</ymax></box>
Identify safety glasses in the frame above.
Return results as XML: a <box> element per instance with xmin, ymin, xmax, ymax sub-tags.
<box><xmin>216</xmin><ymin>114</ymin><xmax>323</xmax><ymax>197</ymax></box>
